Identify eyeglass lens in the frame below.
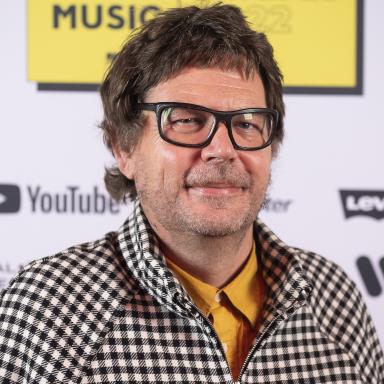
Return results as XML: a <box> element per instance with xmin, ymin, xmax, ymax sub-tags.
<box><xmin>160</xmin><ymin>106</ymin><xmax>273</xmax><ymax>148</ymax></box>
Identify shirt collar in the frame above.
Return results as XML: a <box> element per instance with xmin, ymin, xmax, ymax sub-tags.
<box><xmin>223</xmin><ymin>244</ymin><xmax>262</xmax><ymax>325</ymax></box>
<box><xmin>166</xmin><ymin>244</ymin><xmax>262</xmax><ymax>326</ymax></box>
<box><xmin>165</xmin><ymin>257</ymin><xmax>217</xmax><ymax>315</ymax></box>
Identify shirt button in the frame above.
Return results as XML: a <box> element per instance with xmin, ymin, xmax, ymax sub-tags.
<box><xmin>222</xmin><ymin>342</ymin><xmax>228</xmax><ymax>353</ymax></box>
<box><xmin>214</xmin><ymin>292</ymin><xmax>222</xmax><ymax>303</ymax></box>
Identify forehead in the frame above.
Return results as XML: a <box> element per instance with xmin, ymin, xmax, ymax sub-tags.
<box><xmin>145</xmin><ymin>67</ymin><xmax>266</xmax><ymax>110</ymax></box>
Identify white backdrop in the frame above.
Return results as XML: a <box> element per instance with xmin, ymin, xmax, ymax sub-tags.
<box><xmin>1</xmin><ymin>0</ymin><xmax>383</xmax><ymax>347</ymax></box>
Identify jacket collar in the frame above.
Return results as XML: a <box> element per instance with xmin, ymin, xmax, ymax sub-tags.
<box><xmin>117</xmin><ymin>200</ymin><xmax>189</xmax><ymax>315</ymax></box>
<box><xmin>118</xmin><ymin>200</ymin><xmax>312</xmax><ymax>319</ymax></box>
<box><xmin>254</xmin><ymin>221</ymin><xmax>313</xmax><ymax>323</ymax></box>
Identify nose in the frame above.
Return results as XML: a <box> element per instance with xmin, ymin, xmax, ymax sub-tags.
<box><xmin>200</xmin><ymin>122</ymin><xmax>237</xmax><ymax>162</ymax></box>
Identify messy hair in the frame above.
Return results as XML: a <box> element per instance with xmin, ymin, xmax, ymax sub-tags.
<box><xmin>100</xmin><ymin>3</ymin><xmax>285</xmax><ymax>201</ymax></box>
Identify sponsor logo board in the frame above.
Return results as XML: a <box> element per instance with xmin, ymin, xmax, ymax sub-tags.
<box><xmin>356</xmin><ymin>256</ymin><xmax>384</xmax><ymax>297</ymax></box>
<box><xmin>0</xmin><ymin>184</ymin><xmax>21</xmax><ymax>213</ymax></box>
<box><xmin>262</xmin><ymin>198</ymin><xmax>293</xmax><ymax>213</ymax></box>
<box><xmin>28</xmin><ymin>0</ymin><xmax>363</xmax><ymax>94</ymax></box>
<box><xmin>27</xmin><ymin>185</ymin><xmax>120</xmax><ymax>214</ymax></box>
<box><xmin>0</xmin><ymin>184</ymin><xmax>121</xmax><ymax>215</ymax></box>
<box><xmin>340</xmin><ymin>190</ymin><xmax>384</xmax><ymax>220</ymax></box>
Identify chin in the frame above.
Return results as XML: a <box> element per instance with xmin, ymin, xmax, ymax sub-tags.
<box><xmin>183</xmin><ymin>209</ymin><xmax>257</xmax><ymax>238</ymax></box>
<box><xmin>188</xmin><ymin>195</ymin><xmax>250</xmax><ymax>211</ymax></box>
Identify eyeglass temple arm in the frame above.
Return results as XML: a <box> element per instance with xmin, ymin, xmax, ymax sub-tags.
<box><xmin>137</xmin><ymin>103</ymin><xmax>157</xmax><ymax>112</ymax></box>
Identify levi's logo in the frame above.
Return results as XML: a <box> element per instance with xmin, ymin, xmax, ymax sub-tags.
<box><xmin>0</xmin><ymin>184</ymin><xmax>21</xmax><ymax>213</ymax></box>
<box><xmin>340</xmin><ymin>190</ymin><xmax>384</xmax><ymax>220</ymax></box>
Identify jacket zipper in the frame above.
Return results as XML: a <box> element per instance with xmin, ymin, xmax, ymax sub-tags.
<box><xmin>236</xmin><ymin>302</ymin><xmax>302</xmax><ymax>383</ymax></box>
<box><xmin>180</xmin><ymin>297</ymin><xmax>236</xmax><ymax>384</ymax></box>
<box><xmin>182</xmin><ymin>296</ymin><xmax>302</xmax><ymax>383</ymax></box>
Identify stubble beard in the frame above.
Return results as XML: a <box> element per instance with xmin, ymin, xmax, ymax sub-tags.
<box><xmin>137</xmin><ymin>163</ymin><xmax>271</xmax><ymax>238</ymax></box>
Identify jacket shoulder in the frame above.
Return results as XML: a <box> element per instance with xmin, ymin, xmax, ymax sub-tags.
<box><xmin>296</xmin><ymin>249</ymin><xmax>384</xmax><ymax>383</ymax></box>
<box><xmin>1</xmin><ymin>231</ymin><xmax>134</xmax><ymax>305</ymax></box>
<box><xmin>0</xmin><ymin>231</ymin><xmax>137</xmax><ymax>382</ymax></box>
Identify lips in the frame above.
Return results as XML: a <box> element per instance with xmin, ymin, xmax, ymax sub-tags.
<box><xmin>185</xmin><ymin>183</ymin><xmax>246</xmax><ymax>198</ymax></box>
<box><xmin>186</xmin><ymin>183</ymin><xmax>244</xmax><ymax>189</ymax></box>
<box><xmin>185</xmin><ymin>178</ymin><xmax>250</xmax><ymax>191</ymax></box>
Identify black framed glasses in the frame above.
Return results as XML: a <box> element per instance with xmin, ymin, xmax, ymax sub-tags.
<box><xmin>138</xmin><ymin>102</ymin><xmax>278</xmax><ymax>151</ymax></box>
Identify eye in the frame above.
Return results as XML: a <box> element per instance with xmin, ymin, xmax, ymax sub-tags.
<box><xmin>163</xmin><ymin>108</ymin><xmax>209</xmax><ymax>133</ymax></box>
<box><xmin>235</xmin><ymin>121</ymin><xmax>258</xmax><ymax>130</ymax></box>
<box><xmin>171</xmin><ymin>117</ymin><xmax>204</xmax><ymax>125</ymax></box>
<box><xmin>232</xmin><ymin>120</ymin><xmax>263</xmax><ymax>135</ymax></box>
<box><xmin>232</xmin><ymin>113</ymin><xmax>267</xmax><ymax>135</ymax></box>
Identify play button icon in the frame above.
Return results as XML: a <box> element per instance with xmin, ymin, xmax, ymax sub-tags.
<box><xmin>0</xmin><ymin>184</ymin><xmax>21</xmax><ymax>213</ymax></box>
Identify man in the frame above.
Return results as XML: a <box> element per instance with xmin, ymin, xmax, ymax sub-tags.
<box><xmin>0</xmin><ymin>4</ymin><xmax>383</xmax><ymax>383</ymax></box>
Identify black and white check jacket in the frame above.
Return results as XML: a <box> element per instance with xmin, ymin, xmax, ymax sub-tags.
<box><xmin>1</xmin><ymin>202</ymin><xmax>383</xmax><ymax>383</ymax></box>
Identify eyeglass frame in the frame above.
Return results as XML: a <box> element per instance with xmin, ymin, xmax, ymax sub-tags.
<box><xmin>137</xmin><ymin>102</ymin><xmax>279</xmax><ymax>151</ymax></box>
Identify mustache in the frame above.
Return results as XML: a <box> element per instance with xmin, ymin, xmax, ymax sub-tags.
<box><xmin>184</xmin><ymin>164</ymin><xmax>251</xmax><ymax>188</ymax></box>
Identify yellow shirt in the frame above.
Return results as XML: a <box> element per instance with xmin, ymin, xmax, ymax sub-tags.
<box><xmin>166</xmin><ymin>244</ymin><xmax>264</xmax><ymax>380</ymax></box>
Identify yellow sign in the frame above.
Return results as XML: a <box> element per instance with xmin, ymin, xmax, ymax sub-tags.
<box><xmin>28</xmin><ymin>0</ymin><xmax>362</xmax><ymax>93</ymax></box>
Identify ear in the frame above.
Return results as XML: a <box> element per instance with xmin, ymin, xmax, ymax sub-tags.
<box><xmin>113</xmin><ymin>144</ymin><xmax>136</xmax><ymax>180</ymax></box>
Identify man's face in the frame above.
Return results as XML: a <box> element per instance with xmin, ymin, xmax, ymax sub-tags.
<box><xmin>116</xmin><ymin>67</ymin><xmax>272</xmax><ymax>237</ymax></box>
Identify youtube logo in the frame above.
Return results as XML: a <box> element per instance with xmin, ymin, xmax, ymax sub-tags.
<box><xmin>0</xmin><ymin>184</ymin><xmax>21</xmax><ymax>213</ymax></box>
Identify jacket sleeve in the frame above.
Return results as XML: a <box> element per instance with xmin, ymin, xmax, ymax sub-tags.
<box><xmin>0</xmin><ymin>264</ymin><xmax>44</xmax><ymax>383</ymax></box>
<box><xmin>303</xmin><ymin>251</ymin><xmax>384</xmax><ymax>383</ymax></box>
<box><xmin>0</xmin><ymin>243</ymin><xmax>132</xmax><ymax>384</ymax></box>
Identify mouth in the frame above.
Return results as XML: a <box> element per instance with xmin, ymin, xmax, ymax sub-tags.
<box><xmin>186</xmin><ymin>184</ymin><xmax>245</xmax><ymax>197</ymax></box>
<box><xmin>184</xmin><ymin>165</ymin><xmax>250</xmax><ymax>198</ymax></box>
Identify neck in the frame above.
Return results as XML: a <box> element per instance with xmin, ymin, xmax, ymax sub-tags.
<box><xmin>147</xmin><ymin>217</ymin><xmax>254</xmax><ymax>288</ymax></box>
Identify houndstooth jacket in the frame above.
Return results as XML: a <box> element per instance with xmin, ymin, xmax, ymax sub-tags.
<box><xmin>1</xmin><ymin>201</ymin><xmax>383</xmax><ymax>383</ymax></box>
